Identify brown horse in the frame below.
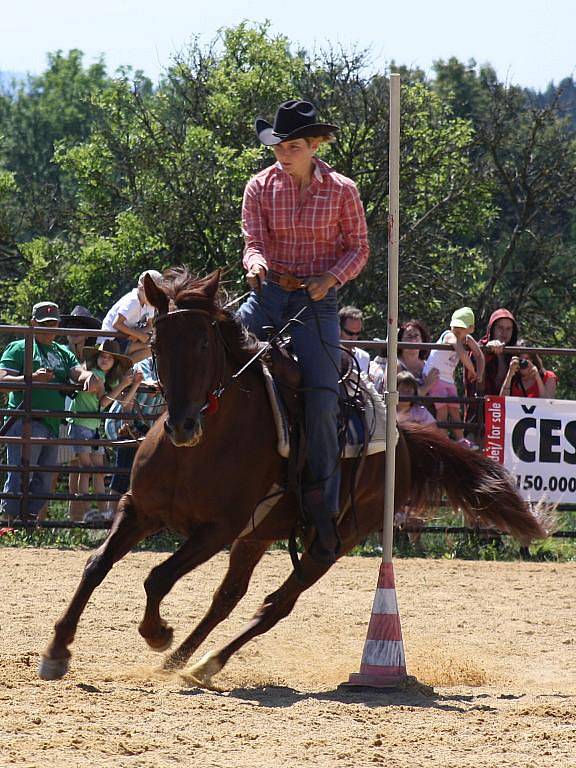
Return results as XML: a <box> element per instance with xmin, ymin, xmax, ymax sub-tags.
<box><xmin>39</xmin><ymin>268</ymin><xmax>548</xmax><ymax>684</ymax></box>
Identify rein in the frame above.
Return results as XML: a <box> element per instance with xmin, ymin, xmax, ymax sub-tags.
<box><xmin>152</xmin><ymin>304</ymin><xmax>310</xmax><ymax>416</ymax></box>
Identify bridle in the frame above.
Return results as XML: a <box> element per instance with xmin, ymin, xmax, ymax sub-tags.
<box><xmin>152</xmin><ymin>307</ymin><xmax>227</xmax><ymax>416</ymax></box>
<box><xmin>151</xmin><ymin>303</ymin><xmax>311</xmax><ymax>416</ymax></box>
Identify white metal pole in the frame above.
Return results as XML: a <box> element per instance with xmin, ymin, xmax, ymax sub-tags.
<box><xmin>342</xmin><ymin>73</ymin><xmax>406</xmax><ymax>689</ymax></box>
<box><xmin>383</xmin><ymin>73</ymin><xmax>401</xmax><ymax>563</ymax></box>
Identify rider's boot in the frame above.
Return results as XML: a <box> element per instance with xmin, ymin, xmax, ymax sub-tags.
<box><xmin>303</xmin><ymin>486</ymin><xmax>341</xmax><ymax>565</ymax></box>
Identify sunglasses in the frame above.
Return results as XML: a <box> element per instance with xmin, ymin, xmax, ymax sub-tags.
<box><xmin>341</xmin><ymin>327</ymin><xmax>361</xmax><ymax>338</ymax></box>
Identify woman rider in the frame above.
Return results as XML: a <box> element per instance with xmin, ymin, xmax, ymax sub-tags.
<box><xmin>238</xmin><ymin>99</ymin><xmax>369</xmax><ymax>564</ymax></box>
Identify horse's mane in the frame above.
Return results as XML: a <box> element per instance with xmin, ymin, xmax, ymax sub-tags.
<box><xmin>163</xmin><ymin>266</ymin><xmax>259</xmax><ymax>356</ymax></box>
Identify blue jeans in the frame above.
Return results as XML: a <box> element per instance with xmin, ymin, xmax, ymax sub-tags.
<box><xmin>1</xmin><ymin>419</ymin><xmax>59</xmax><ymax>519</ymax></box>
<box><xmin>109</xmin><ymin>445</ymin><xmax>136</xmax><ymax>495</ymax></box>
<box><xmin>238</xmin><ymin>282</ymin><xmax>341</xmax><ymax>513</ymax></box>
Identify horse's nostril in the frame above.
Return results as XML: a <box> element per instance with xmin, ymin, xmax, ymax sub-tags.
<box><xmin>164</xmin><ymin>421</ymin><xmax>174</xmax><ymax>435</ymax></box>
<box><xmin>184</xmin><ymin>417</ymin><xmax>197</xmax><ymax>432</ymax></box>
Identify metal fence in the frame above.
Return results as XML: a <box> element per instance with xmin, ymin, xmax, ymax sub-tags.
<box><xmin>0</xmin><ymin>325</ymin><xmax>574</xmax><ymax>539</ymax></box>
<box><xmin>345</xmin><ymin>336</ymin><xmax>576</xmax><ymax>540</ymax></box>
<box><xmin>0</xmin><ymin>323</ymin><xmax>160</xmax><ymax>523</ymax></box>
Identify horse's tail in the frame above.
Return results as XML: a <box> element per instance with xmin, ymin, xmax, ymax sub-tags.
<box><xmin>399</xmin><ymin>422</ymin><xmax>552</xmax><ymax>543</ymax></box>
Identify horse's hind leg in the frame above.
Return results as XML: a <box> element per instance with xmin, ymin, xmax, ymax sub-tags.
<box><xmin>138</xmin><ymin>522</ymin><xmax>238</xmax><ymax>652</ymax></box>
<box><xmin>39</xmin><ymin>494</ymin><xmax>159</xmax><ymax>680</ymax></box>
<box><xmin>188</xmin><ymin>553</ymin><xmax>332</xmax><ymax>687</ymax></box>
<box><xmin>163</xmin><ymin>537</ymin><xmax>271</xmax><ymax>671</ymax></box>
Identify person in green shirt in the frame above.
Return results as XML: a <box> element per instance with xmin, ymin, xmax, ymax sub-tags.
<box><xmin>67</xmin><ymin>339</ymin><xmax>133</xmax><ymax>521</ymax></box>
<box><xmin>0</xmin><ymin>301</ymin><xmax>99</xmax><ymax>521</ymax></box>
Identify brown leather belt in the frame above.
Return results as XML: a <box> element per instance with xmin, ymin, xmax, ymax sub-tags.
<box><xmin>265</xmin><ymin>269</ymin><xmax>310</xmax><ymax>292</ymax></box>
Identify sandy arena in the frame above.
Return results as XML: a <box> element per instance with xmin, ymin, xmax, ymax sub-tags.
<box><xmin>0</xmin><ymin>548</ymin><xmax>575</xmax><ymax>767</ymax></box>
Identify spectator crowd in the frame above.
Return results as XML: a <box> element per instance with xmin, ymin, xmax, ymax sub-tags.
<box><xmin>0</xmin><ymin>271</ymin><xmax>166</xmax><ymax>523</ymax></box>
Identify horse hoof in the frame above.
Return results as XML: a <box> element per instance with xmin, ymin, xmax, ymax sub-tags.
<box><xmin>145</xmin><ymin>626</ymin><xmax>174</xmax><ymax>652</ymax></box>
<box><xmin>188</xmin><ymin>651</ymin><xmax>223</xmax><ymax>687</ymax></box>
<box><xmin>38</xmin><ymin>655</ymin><xmax>69</xmax><ymax>680</ymax></box>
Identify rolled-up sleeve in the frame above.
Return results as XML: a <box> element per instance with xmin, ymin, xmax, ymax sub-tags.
<box><xmin>241</xmin><ymin>178</ymin><xmax>269</xmax><ymax>274</ymax></box>
<box><xmin>328</xmin><ymin>183</ymin><xmax>369</xmax><ymax>286</ymax></box>
<box><xmin>0</xmin><ymin>341</ymin><xmax>23</xmax><ymax>374</ymax></box>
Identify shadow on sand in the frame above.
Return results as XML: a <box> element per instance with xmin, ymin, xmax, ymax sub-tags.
<box><xmin>175</xmin><ymin>676</ymin><xmax>501</xmax><ymax>714</ymax></box>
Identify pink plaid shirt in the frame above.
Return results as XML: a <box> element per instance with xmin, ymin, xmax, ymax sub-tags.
<box><xmin>242</xmin><ymin>158</ymin><xmax>369</xmax><ymax>286</ymax></box>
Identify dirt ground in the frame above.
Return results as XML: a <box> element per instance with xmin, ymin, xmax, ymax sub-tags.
<box><xmin>0</xmin><ymin>548</ymin><xmax>574</xmax><ymax>768</ymax></box>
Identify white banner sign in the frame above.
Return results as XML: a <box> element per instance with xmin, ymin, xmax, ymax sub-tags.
<box><xmin>484</xmin><ymin>395</ymin><xmax>576</xmax><ymax>504</ymax></box>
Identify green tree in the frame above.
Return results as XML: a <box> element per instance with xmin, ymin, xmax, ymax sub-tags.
<box><xmin>0</xmin><ymin>50</ymin><xmax>111</xmax><ymax>238</ymax></box>
<box><xmin>299</xmin><ymin>50</ymin><xmax>495</xmax><ymax>330</ymax></box>
<box><xmin>0</xmin><ymin>167</ymin><xmax>19</xmax><ymax>289</ymax></box>
<box><xmin>47</xmin><ymin>23</ymin><xmax>304</xmax><ymax>312</ymax></box>
<box><xmin>2</xmin><ymin>30</ymin><xmax>576</xmax><ymax>401</ymax></box>
<box><xmin>431</xmin><ymin>61</ymin><xmax>576</xmax><ymax>396</ymax></box>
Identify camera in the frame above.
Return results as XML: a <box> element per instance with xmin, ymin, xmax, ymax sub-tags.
<box><xmin>519</xmin><ymin>359</ymin><xmax>529</xmax><ymax>370</ymax></box>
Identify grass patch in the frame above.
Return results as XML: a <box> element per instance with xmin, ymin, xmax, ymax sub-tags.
<box><xmin>2</xmin><ymin>501</ymin><xmax>575</xmax><ymax>561</ymax></box>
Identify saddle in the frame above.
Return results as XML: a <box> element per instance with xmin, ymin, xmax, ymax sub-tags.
<box><xmin>264</xmin><ymin>338</ymin><xmax>303</xmax><ymax>424</ymax></box>
<box><xmin>262</xmin><ymin>340</ymin><xmax>391</xmax><ymax>461</ymax></box>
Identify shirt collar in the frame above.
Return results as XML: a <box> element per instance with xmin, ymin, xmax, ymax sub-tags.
<box><xmin>312</xmin><ymin>157</ymin><xmax>329</xmax><ymax>182</ymax></box>
<box><xmin>273</xmin><ymin>157</ymin><xmax>328</xmax><ymax>184</ymax></box>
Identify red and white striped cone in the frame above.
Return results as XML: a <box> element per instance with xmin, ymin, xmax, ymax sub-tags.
<box><xmin>344</xmin><ymin>560</ymin><xmax>407</xmax><ymax>687</ymax></box>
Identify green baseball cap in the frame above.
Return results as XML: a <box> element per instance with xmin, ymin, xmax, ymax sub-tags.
<box><xmin>450</xmin><ymin>306</ymin><xmax>475</xmax><ymax>329</ymax></box>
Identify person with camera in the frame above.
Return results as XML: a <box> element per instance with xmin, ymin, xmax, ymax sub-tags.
<box><xmin>499</xmin><ymin>340</ymin><xmax>557</xmax><ymax>398</ymax></box>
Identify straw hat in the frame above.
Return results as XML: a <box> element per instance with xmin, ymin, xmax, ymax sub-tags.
<box><xmin>82</xmin><ymin>339</ymin><xmax>133</xmax><ymax>373</ymax></box>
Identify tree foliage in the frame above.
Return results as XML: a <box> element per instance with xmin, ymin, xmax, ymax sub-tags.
<box><xmin>0</xmin><ymin>26</ymin><xmax>575</xmax><ymax>393</ymax></box>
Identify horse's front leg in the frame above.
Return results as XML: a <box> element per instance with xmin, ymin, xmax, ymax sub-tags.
<box><xmin>39</xmin><ymin>495</ymin><xmax>159</xmax><ymax>680</ymax></box>
<box><xmin>138</xmin><ymin>522</ymin><xmax>237</xmax><ymax>652</ymax></box>
<box><xmin>163</xmin><ymin>537</ymin><xmax>271</xmax><ymax>671</ymax></box>
<box><xmin>188</xmin><ymin>550</ymin><xmax>335</xmax><ymax>687</ymax></box>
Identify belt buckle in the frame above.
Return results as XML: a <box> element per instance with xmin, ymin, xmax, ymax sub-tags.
<box><xmin>283</xmin><ymin>274</ymin><xmax>304</xmax><ymax>291</ymax></box>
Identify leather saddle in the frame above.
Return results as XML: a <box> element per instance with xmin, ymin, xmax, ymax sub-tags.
<box><xmin>263</xmin><ymin>337</ymin><xmax>303</xmax><ymax>423</ymax></box>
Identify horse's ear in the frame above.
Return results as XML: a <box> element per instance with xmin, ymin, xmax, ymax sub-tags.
<box><xmin>143</xmin><ymin>273</ymin><xmax>169</xmax><ymax>315</ymax></box>
<box><xmin>198</xmin><ymin>269</ymin><xmax>221</xmax><ymax>301</ymax></box>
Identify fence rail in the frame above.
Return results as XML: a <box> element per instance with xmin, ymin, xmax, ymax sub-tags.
<box><xmin>0</xmin><ymin>322</ymin><xmax>158</xmax><ymax>520</ymax></box>
<box><xmin>0</xmin><ymin>323</ymin><xmax>575</xmax><ymax>535</ymax></box>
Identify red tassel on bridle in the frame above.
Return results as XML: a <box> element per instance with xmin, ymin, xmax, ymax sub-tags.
<box><xmin>205</xmin><ymin>392</ymin><xmax>220</xmax><ymax>415</ymax></box>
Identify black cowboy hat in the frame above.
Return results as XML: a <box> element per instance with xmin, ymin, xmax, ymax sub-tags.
<box><xmin>255</xmin><ymin>99</ymin><xmax>339</xmax><ymax>146</ymax></box>
<box><xmin>82</xmin><ymin>339</ymin><xmax>133</xmax><ymax>373</ymax></box>
<box><xmin>60</xmin><ymin>305</ymin><xmax>102</xmax><ymax>331</ymax></box>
